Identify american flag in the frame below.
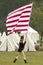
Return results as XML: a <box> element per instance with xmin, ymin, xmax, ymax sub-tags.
<box><xmin>6</xmin><ymin>2</ymin><xmax>33</xmax><ymax>34</ymax></box>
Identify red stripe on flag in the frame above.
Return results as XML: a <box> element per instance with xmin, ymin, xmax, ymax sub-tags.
<box><xmin>21</xmin><ymin>15</ymin><xmax>30</xmax><ymax>18</ymax></box>
<box><xmin>23</xmin><ymin>11</ymin><xmax>31</xmax><ymax>13</ymax></box>
<box><xmin>6</xmin><ymin>25</ymin><xmax>16</xmax><ymax>28</ymax></box>
<box><xmin>6</xmin><ymin>19</ymin><xmax>18</xmax><ymax>24</ymax></box>
<box><xmin>14</xmin><ymin>29</ymin><xmax>27</xmax><ymax>32</ymax></box>
<box><xmin>19</xmin><ymin>20</ymin><xmax>29</xmax><ymax>22</ymax></box>
<box><xmin>7</xmin><ymin>30</ymin><xmax>11</xmax><ymax>32</ymax></box>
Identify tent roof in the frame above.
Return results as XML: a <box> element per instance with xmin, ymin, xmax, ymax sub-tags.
<box><xmin>28</xmin><ymin>26</ymin><xmax>38</xmax><ymax>33</ymax></box>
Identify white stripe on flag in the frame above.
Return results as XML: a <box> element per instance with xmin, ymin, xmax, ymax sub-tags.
<box><xmin>6</xmin><ymin>22</ymin><xmax>18</xmax><ymax>26</ymax></box>
<box><xmin>15</xmin><ymin>26</ymin><xmax>28</xmax><ymax>30</ymax></box>
<box><xmin>21</xmin><ymin>13</ymin><xmax>31</xmax><ymax>16</ymax></box>
<box><xmin>17</xmin><ymin>22</ymin><xmax>28</xmax><ymax>25</ymax></box>
<box><xmin>19</xmin><ymin>17</ymin><xmax>30</xmax><ymax>20</ymax></box>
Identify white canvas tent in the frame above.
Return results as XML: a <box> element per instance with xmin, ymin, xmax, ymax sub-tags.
<box><xmin>0</xmin><ymin>32</ymin><xmax>2</xmax><ymax>41</ymax></box>
<box><xmin>0</xmin><ymin>26</ymin><xmax>39</xmax><ymax>51</ymax></box>
<box><xmin>0</xmin><ymin>32</ymin><xmax>7</xmax><ymax>51</ymax></box>
<box><xmin>28</xmin><ymin>26</ymin><xmax>39</xmax><ymax>43</ymax></box>
<box><xmin>0</xmin><ymin>32</ymin><xmax>20</xmax><ymax>51</ymax></box>
<box><xmin>24</xmin><ymin>34</ymin><xmax>36</xmax><ymax>51</ymax></box>
<box><xmin>7</xmin><ymin>32</ymin><xmax>20</xmax><ymax>51</ymax></box>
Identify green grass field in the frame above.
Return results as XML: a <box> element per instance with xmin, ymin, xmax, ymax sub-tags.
<box><xmin>0</xmin><ymin>51</ymin><xmax>43</xmax><ymax>65</ymax></box>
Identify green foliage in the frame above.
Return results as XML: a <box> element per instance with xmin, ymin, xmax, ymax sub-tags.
<box><xmin>0</xmin><ymin>18</ymin><xmax>7</xmax><ymax>33</ymax></box>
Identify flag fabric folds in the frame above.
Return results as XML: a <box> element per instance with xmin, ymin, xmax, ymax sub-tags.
<box><xmin>6</xmin><ymin>2</ymin><xmax>33</xmax><ymax>34</ymax></box>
